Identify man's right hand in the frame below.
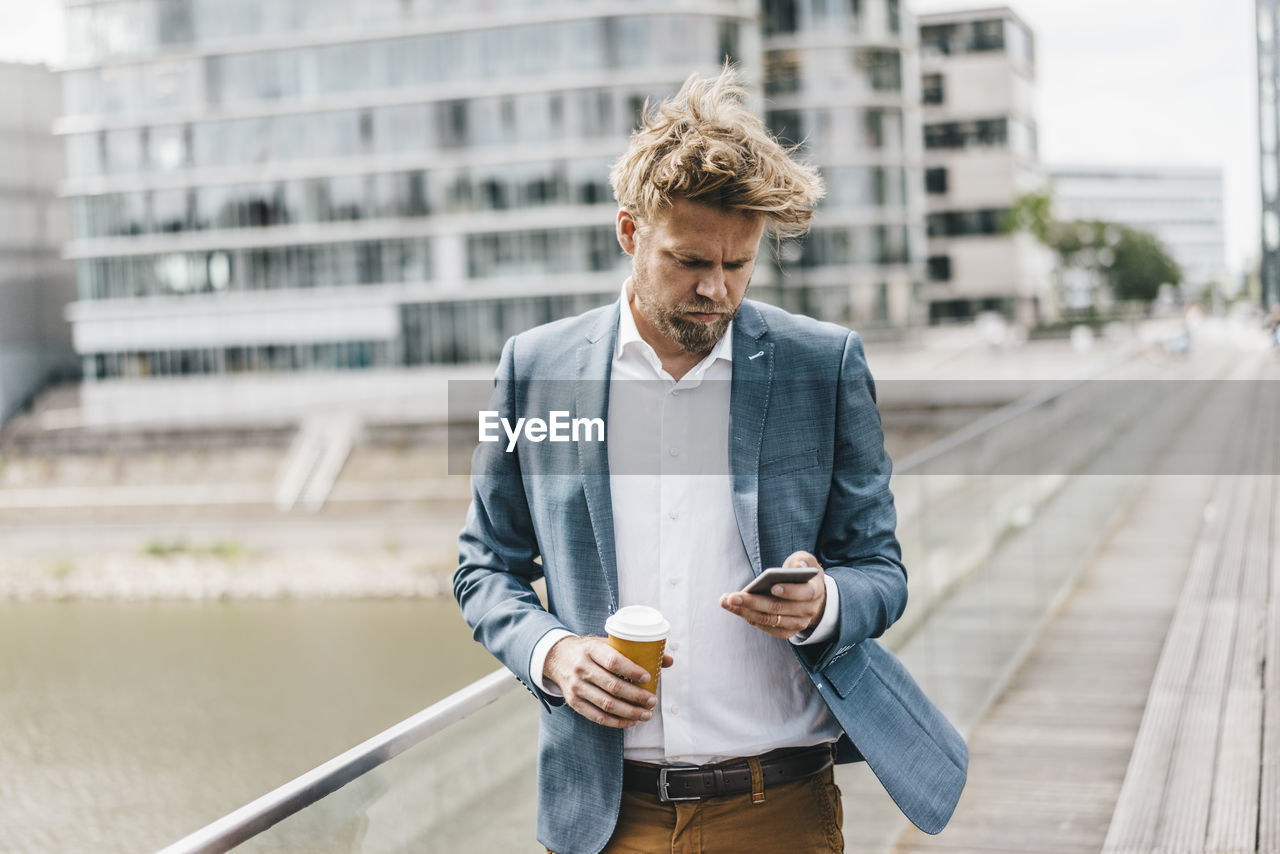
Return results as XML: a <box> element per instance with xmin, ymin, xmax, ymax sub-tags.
<box><xmin>543</xmin><ymin>635</ymin><xmax>671</xmax><ymax>728</ymax></box>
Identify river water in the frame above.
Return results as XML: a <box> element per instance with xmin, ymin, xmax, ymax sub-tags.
<box><xmin>0</xmin><ymin>598</ymin><xmax>498</xmax><ymax>853</ymax></box>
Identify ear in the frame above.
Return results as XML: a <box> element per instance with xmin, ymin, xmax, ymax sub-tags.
<box><xmin>616</xmin><ymin>209</ymin><xmax>638</xmax><ymax>256</ymax></box>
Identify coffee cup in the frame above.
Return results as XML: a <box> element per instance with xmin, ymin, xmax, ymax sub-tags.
<box><xmin>604</xmin><ymin>605</ymin><xmax>670</xmax><ymax>694</ymax></box>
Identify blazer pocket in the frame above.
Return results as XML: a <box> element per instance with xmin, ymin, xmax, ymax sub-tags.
<box><xmin>759</xmin><ymin>447</ymin><xmax>821</xmax><ymax>478</ymax></box>
<box><xmin>820</xmin><ymin>644</ymin><xmax>870</xmax><ymax>699</ymax></box>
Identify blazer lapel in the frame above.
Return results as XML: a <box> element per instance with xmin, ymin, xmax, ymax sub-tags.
<box><xmin>576</xmin><ymin>306</ymin><xmax>621</xmax><ymax>609</ymax></box>
<box><xmin>729</xmin><ymin>302</ymin><xmax>772</xmax><ymax>577</ymax></box>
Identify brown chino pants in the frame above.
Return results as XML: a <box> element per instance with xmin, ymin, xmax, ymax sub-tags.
<box><xmin>548</xmin><ymin>766</ymin><xmax>844</xmax><ymax>854</ymax></box>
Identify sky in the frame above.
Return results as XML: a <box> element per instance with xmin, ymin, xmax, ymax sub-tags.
<box><xmin>916</xmin><ymin>0</ymin><xmax>1260</xmax><ymax>278</ymax></box>
<box><xmin>0</xmin><ymin>0</ymin><xmax>1262</xmax><ymax>277</ymax></box>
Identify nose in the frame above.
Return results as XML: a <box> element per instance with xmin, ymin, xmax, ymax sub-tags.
<box><xmin>696</xmin><ymin>265</ymin><xmax>728</xmax><ymax>302</ymax></box>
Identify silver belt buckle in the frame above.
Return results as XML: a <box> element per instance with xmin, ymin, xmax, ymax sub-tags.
<box><xmin>658</xmin><ymin>767</ymin><xmax>701</xmax><ymax>803</ymax></box>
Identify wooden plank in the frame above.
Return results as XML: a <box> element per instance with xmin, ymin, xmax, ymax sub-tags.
<box><xmin>1206</xmin><ymin>467</ymin><xmax>1271</xmax><ymax>852</ymax></box>
<box><xmin>1101</xmin><ymin>476</ymin><xmax>1237</xmax><ymax>854</ymax></box>
<box><xmin>1260</xmin><ymin>469</ymin><xmax>1280</xmax><ymax>853</ymax></box>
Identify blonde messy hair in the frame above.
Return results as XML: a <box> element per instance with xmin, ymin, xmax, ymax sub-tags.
<box><xmin>610</xmin><ymin>66</ymin><xmax>825</xmax><ymax>239</ymax></box>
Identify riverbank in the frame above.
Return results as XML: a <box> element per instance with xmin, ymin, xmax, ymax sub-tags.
<box><xmin>0</xmin><ymin>548</ymin><xmax>457</xmax><ymax>601</ymax></box>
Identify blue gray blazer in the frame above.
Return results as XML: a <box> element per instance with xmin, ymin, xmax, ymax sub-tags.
<box><xmin>455</xmin><ymin>299</ymin><xmax>967</xmax><ymax>854</ymax></box>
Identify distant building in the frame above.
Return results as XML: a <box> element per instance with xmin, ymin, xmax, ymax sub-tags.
<box><xmin>918</xmin><ymin>6</ymin><xmax>1052</xmax><ymax>326</ymax></box>
<box><xmin>1049</xmin><ymin>165</ymin><xmax>1227</xmax><ymax>295</ymax></box>
<box><xmin>55</xmin><ymin>0</ymin><xmax>922</xmax><ymax>396</ymax></box>
<box><xmin>759</xmin><ymin>0</ymin><xmax>924</xmax><ymax>327</ymax></box>
<box><xmin>1259</xmin><ymin>0</ymin><xmax>1280</xmax><ymax>307</ymax></box>
<box><xmin>0</xmin><ymin>62</ymin><xmax>76</xmax><ymax>423</ymax></box>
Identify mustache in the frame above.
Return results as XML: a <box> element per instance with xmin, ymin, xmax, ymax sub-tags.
<box><xmin>677</xmin><ymin>298</ymin><xmax>734</xmax><ymax>314</ymax></box>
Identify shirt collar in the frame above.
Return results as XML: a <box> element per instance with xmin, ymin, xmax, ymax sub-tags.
<box><xmin>615</xmin><ymin>280</ymin><xmax>735</xmax><ymax>372</ymax></box>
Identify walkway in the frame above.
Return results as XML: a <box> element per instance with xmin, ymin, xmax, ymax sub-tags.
<box><xmin>893</xmin><ymin>351</ymin><xmax>1279</xmax><ymax>853</ymax></box>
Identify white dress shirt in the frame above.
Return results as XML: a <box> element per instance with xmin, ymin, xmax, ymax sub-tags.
<box><xmin>531</xmin><ymin>284</ymin><xmax>842</xmax><ymax>765</ymax></box>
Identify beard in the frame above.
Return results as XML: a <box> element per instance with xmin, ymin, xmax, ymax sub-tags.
<box><xmin>630</xmin><ymin>264</ymin><xmax>743</xmax><ymax>356</ymax></box>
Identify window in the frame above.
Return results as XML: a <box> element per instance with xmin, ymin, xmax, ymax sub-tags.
<box><xmin>765</xmin><ymin>51</ymin><xmax>802</xmax><ymax>97</ymax></box>
<box><xmin>767</xmin><ymin>109</ymin><xmax>805</xmax><ymax>148</ymax></box>
<box><xmin>927</xmin><ymin>209</ymin><xmax>1009</xmax><ymax>238</ymax></box>
<box><xmin>973</xmin><ymin>20</ymin><xmax>1005</xmax><ymax>51</ymax></box>
<box><xmin>927</xmin><ymin>255</ymin><xmax>952</xmax><ymax>281</ymax></box>
<box><xmin>857</xmin><ymin>48</ymin><xmax>902</xmax><ymax>92</ymax></box>
<box><xmin>924</xmin><ymin>118</ymin><xmax>1008</xmax><ymax>150</ymax></box>
<box><xmin>763</xmin><ymin>0</ymin><xmax>799</xmax><ymax>35</ymax></box>
<box><xmin>718</xmin><ymin>21</ymin><xmax>740</xmax><ymax>64</ymax></box>
<box><xmin>440</xmin><ymin>100</ymin><xmax>469</xmax><ymax>148</ymax></box>
<box><xmin>921</xmin><ymin>19</ymin><xmax>1005</xmax><ymax>55</ymax></box>
<box><xmin>925</xmin><ymin>167</ymin><xmax>948</xmax><ymax>194</ymax></box>
<box><xmin>922</xmin><ymin>73</ymin><xmax>944</xmax><ymax>105</ymax></box>
<box><xmin>920</xmin><ymin>24</ymin><xmax>951</xmax><ymax>55</ymax></box>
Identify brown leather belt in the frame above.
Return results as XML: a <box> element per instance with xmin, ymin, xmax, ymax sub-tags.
<box><xmin>622</xmin><ymin>744</ymin><xmax>834</xmax><ymax>803</ymax></box>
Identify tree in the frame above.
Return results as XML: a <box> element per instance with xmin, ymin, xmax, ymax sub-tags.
<box><xmin>1106</xmin><ymin>228</ymin><xmax>1181</xmax><ymax>302</ymax></box>
<box><xmin>1005</xmin><ymin>190</ymin><xmax>1182</xmax><ymax>308</ymax></box>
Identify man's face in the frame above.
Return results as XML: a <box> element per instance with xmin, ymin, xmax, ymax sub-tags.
<box><xmin>617</xmin><ymin>198</ymin><xmax>765</xmax><ymax>356</ymax></box>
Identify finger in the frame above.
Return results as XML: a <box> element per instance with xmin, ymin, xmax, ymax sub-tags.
<box><xmin>661</xmin><ymin>654</ymin><xmax>674</xmax><ymax>668</ymax></box>
<box><xmin>576</xmin><ymin>681</ymin><xmax>654</xmax><ymax>723</ymax></box>
<box><xmin>587</xmin><ymin>642</ymin><xmax>650</xmax><ymax>685</ymax></box>
<box><xmin>723</xmin><ymin>599</ymin><xmax>809</xmax><ymax>634</ymax></box>
<box><xmin>580</xmin><ymin>657</ymin><xmax>658</xmax><ymax>708</ymax></box>
<box><xmin>782</xmin><ymin>551</ymin><xmax>819</xmax><ymax>569</ymax></box>
<box><xmin>725</xmin><ymin>591</ymin><xmax>803</xmax><ymax>616</ymax></box>
<box><xmin>767</xmin><ymin>581</ymin><xmax>821</xmax><ymax>601</ymax></box>
<box><xmin>567</xmin><ymin>694</ymin><xmax>639</xmax><ymax>729</ymax></box>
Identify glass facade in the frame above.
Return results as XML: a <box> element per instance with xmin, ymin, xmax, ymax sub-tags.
<box><xmin>71</xmin><ymin>158</ymin><xmax>616</xmax><ymax>237</ymax></box>
<box><xmin>923</xmin><ymin>117</ymin><xmax>1037</xmax><ymax>156</ymax></box>
<box><xmin>63</xmin><ymin>15</ymin><xmax>742</xmax><ymax>117</ymax></box>
<box><xmin>920</xmin><ymin>18</ymin><xmax>1012</xmax><ymax>57</ymax></box>
<box><xmin>926</xmin><ymin>209</ymin><xmax>1010</xmax><ymax>238</ymax></box>
<box><xmin>60</xmin><ymin>0</ymin><xmax>922</xmax><ymax>379</ymax></box>
<box><xmin>759</xmin><ymin>0</ymin><xmax>922</xmax><ymax>327</ymax></box>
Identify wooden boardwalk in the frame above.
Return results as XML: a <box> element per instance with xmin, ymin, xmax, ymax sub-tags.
<box><xmin>895</xmin><ymin>355</ymin><xmax>1279</xmax><ymax>854</ymax></box>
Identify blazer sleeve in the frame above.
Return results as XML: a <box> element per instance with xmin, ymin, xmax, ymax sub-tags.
<box><xmin>811</xmin><ymin>331</ymin><xmax>908</xmax><ymax>666</ymax></box>
<box><xmin>454</xmin><ymin>336</ymin><xmax>568</xmax><ymax>709</ymax></box>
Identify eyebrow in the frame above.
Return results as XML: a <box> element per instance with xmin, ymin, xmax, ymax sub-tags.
<box><xmin>667</xmin><ymin>250</ymin><xmax>756</xmax><ymax>265</ymax></box>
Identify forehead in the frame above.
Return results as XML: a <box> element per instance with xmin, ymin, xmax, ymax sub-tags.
<box><xmin>646</xmin><ymin>199</ymin><xmax>765</xmax><ymax>255</ymax></box>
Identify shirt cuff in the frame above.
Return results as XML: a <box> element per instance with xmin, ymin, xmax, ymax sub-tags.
<box><xmin>790</xmin><ymin>575</ymin><xmax>840</xmax><ymax>646</ymax></box>
<box><xmin>529</xmin><ymin>628</ymin><xmax>577</xmax><ymax>697</ymax></box>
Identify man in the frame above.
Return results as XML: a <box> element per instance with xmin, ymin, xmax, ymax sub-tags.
<box><xmin>455</xmin><ymin>68</ymin><xmax>966</xmax><ymax>854</ymax></box>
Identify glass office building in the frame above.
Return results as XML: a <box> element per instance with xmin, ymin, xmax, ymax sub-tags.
<box><xmin>0</xmin><ymin>62</ymin><xmax>76</xmax><ymax>422</ymax></box>
<box><xmin>760</xmin><ymin>0</ymin><xmax>923</xmax><ymax>326</ymax></box>
<box><xmin>1260</xmin><ymin>0</ymin><xmax>1280</xmax><ymax>307</ymax></box>
<box><xmin>57</xmin><ymin>0</ymin><xmax>920</xmax><ymax>381</ymax></box>
<box><xmin>1049</xmin><ymin>165</ymin><xmax>1226</xmax><ymax>294</ymax></box>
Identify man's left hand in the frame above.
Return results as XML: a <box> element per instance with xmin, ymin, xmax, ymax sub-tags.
<box><xmin>718</xmin><ymin>551</ymin><xmax>825</xmax><ymax>639</ymax></box>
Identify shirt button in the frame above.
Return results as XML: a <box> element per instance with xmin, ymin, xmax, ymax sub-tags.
<box><xmin>670</xmin><ymin>704</ymin><xmax>680</xmax><ymax>716</ymax></box>
<box><xmin>669</xmin><ymin>447</ymin><xmax>679</xmax><ymax>456</ymax></box>
<box><xmin>668</xmin><ymin>577</ymin><xmax>680</xmax><ymax>586</ymax></box>
<box><xmin>671</xmin><ymin>389</ymin><xmax>680</xmax><ymax>397</ymax></box>
<box><xmin>669</xmin><ymin>641</ymin><xmax>680</xmax><ymax>652</ymax></box>
<box><xmin>668</xmin><ymin>510</ymin><xmax>679</xmax><ymax>520</ymax></box>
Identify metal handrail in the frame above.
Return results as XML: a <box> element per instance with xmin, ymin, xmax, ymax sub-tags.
<box><xmin>158</xmin><ymin>348</ymin><xmax>1140</xmax><ymax>853</ymax></box>
<box><xmin>155</xmin><ymin>667</ymin><xmax>518</xmax><ymax>854</ymax></box>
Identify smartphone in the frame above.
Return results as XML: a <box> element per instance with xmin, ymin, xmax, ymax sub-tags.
<box><xmin>740</xmin><ymin>566</ymin><xmax>819</xmax><ymax>596</ymax></box>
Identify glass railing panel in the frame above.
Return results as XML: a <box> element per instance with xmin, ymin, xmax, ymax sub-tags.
<box><xmin>233</xmin><ymin>680</ymin><xmax>540</xmax><ymax>853</ymax></box>
<box><xmin>176</xmin><ymin>361</ymin><xmax>1245</xmax><ymax>853</ymax></box>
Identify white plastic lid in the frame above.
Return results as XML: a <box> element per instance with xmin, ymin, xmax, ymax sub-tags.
<box><xmin>605</xmin><ymin>605</ymin><xmax>670</xmax><ymax>642</ymax></box>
